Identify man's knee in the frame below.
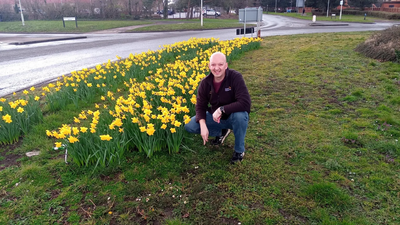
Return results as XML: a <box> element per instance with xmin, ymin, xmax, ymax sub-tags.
<box><xmin>231</xmin><ymin>111</ymin><xmax>249</xmax><ymax>124</ymax></box>
<box><xmin>184</xmin><ymin>119</ymin><xmax>200</xmax><ymax>134</ymax></box>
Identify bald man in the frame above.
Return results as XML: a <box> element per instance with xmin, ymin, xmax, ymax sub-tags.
<box><xmin>184</xmin><ymin>52</ymin><xmax>251</xmax><ymax>164</ymax></box>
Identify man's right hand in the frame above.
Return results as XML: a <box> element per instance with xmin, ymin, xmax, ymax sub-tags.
<box><xmin>199</xmin><ymin>119</ymin><xmax>209</xmax><ymax>145</ymax></box>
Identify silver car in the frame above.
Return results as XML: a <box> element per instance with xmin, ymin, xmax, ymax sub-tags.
<box><xmin>203</xmin><ymin>10</ymin><xmax>221</xmax><ymax>17</ymax></box>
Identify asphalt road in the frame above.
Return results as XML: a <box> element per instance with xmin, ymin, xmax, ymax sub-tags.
<box><xmin>0</xmin><ymin>14</ymin><xmax>398</xmax><ymax>97</ymax></box>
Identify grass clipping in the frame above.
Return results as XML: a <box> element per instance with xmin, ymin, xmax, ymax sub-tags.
<box><xmin>355</xmin><ymin>25</ymin><xmax>400</xmax><ymax>62</ymax></box>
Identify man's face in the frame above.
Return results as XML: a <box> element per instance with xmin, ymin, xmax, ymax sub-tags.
<box><xmin>209</xmin><ymin>54</ymin><xmax>228</xmax><ymax>79</ymax></box>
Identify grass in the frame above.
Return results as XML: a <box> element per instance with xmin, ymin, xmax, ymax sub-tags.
<box><xmin>1</xmin><ymin>32</ymin><xmax>400</xmax><ymax>224</ymax></box>
<box><xmin>266</xmin><ymin>12</ymin><xmax>385</xmax><ymax>23</ymax></box>
<box><xmin>129</xmin><ymin>18</ymin><xmax>255</xmax><ymax>32</ymax></box>
<box><xmin>0</xmin><ymin>20</ymin><xmax>154</xmax><ymax>33</ymax></box>
<box><xmin>0</xmin><ymin>19</ymin><xmax>254</xmax><ymax>33</ymax></box>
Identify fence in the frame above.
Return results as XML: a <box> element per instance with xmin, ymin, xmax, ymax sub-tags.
<box><xmin>364</xmin><ymin>7</ymin><xmax>400</xmax><ymax>13</ymax></box>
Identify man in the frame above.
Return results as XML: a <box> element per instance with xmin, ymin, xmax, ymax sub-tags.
<box><xmin>184</xmin><ymin>52</ymin><xmax>251</xmax><ymax>164</ymax></box>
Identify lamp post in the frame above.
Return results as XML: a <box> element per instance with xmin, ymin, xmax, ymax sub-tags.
<box><xmin>200</xmin><ymin>0</ymin><xmax>203</xmax><ymax>26</ymax></box>
<box><xmin>326</xmin><ymin>0</ymin><xmax>330</xmax><ymax>17</ymax></box>
<box><xmin>339</xmin><ymin>0</ymin><xmax>343</xmax><ymax>19</ymax></box>
<box><xmin>275</xmin><ymin>0</ymin><xmax>277</xmax><ymax>13</ymax></box>
<box><xmin>18</xmin><ymin>0</ymin><xmax>25</xmax><ymax>26</ymax></box>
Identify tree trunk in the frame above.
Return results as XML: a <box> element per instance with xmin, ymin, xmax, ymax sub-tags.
<box><xmin>129</xmin><ymin>0</ymin><xmax>132</xmax><ymax>16</ymax></box>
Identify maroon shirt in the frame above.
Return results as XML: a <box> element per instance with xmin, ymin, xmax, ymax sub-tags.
<box><xmin>195</xmin><ymin>68</ymin><xmax>251</xmax><ymax>122</ymax></box>
<box><xmin>213</xmin><ymin>80</ymin><xmax>222</xmax><ymax>94</ymax></box>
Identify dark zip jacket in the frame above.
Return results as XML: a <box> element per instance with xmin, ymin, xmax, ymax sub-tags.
<box><xmin>195</xmin><ymin>68</ymin><xmax>251</xmax><ymax>122</ymax></box>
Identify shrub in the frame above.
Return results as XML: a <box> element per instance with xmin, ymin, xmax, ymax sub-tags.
<box><xmin>354</xmin><ymin>26</ymin><xmax>400</xmax><ymax>62</ymax></box>
<box><xmin>343</xmin><ymin>10</ymin><xmax>400</xmax><ymax>20</ymax></box>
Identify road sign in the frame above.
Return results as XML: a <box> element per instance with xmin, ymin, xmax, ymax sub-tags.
<box><xmin>238</xmin><ymin>7</ymin><xmax>262</xmax><ymax>23</ymax></box>
<box><xmin>63</xmin><ymin>17</ymin><xmax>78</xmax><ymax>28</ymax></box>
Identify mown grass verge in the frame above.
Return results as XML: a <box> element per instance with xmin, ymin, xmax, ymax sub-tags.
<box><xmin>0</xmin><ymin>19</ymin><xmax>254</xmax><ymax>33</ymax></box>
<box><xmin>129</xmin><ymin>19</ymin><xmax>255</xmax><ymax>32</ymax></box>
<box><xmin>1</xmin><ymin>31</ymin><xmax>400</xmax><ymax>224</ymax></box>
<box><xmin>0</xmin><ymin>20</ymin><xmax>154</xmax><ymax>33</ymax></box>
<box><xmin>267</xmin><ymin>12</ymin><xmax>383</xmax><ymax>23</ymax></box>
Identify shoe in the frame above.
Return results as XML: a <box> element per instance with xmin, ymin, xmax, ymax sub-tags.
<box><xmin>231</xmin><ymin>152</ymin><xmax>245</xmax><ymax>164</ymax></box>
<box><xmin>211</xmin><ymin>129</ymin><xmax>231</xmax><ymax>145</ymax></box>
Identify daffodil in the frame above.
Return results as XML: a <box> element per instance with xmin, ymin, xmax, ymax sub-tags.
<box><xmin>2</xmin><ymin>114</ymin><xmax>12</xmax><ymax>123</ymax></box>
<box><xmin>100</xmin><ymin>134</ymin><xmax>112</xmax><ymax>141</ymax></box>
<box><xmin>17</xmin><ymin>107</ymin><xmax>24</xmax><ymax>113</ymax></box>
<box><xmin>68</xmin><ymin>136</ymin><xmax>79</xmax><ymax>143</ymax></box>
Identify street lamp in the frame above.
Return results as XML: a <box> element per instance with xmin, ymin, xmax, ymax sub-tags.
<box><xmin>18</xmin><ymin>0</ymin><xmax>25</xmax><ymax>26</ymax></box>
<box><xmin>275</xmin><ymin>0</ymin><xmax>277</xmax><ymax>13</ymax></box>
<box><xmin>339</xmin><ymin>0</ymin><xmax>343</xmax><ymax>19</ymax></box>
<box><xmin>326</xmin><ymin>0</ymin><xmax>330</xmax><ymax>17</ymax></box>
<box><xmin>200</xmin><ymin>0</ymin><xmax>203</xmax><ymax>26</ymax></box>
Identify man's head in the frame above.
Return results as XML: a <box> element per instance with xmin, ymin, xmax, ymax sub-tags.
<box><xmin>209</xmin><ymin>52</ymin><xmax>228</xmax><ymax>81</ymax></box>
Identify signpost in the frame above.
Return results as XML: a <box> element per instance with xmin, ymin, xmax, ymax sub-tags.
<box><xmin>238</xmin><ymin>7</ymin><xmax>262</xmax><ymax>38</ymax></box>
<box><xmin>63</xmin><ymin>17</ymin><xmax>78</xmax><ymax>28</ymax></box>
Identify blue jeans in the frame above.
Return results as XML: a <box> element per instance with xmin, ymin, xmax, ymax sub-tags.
<box><xmin>184</xmin><ymin>111</ymin><xmax>249</xmax><ymax>153</ymax></box>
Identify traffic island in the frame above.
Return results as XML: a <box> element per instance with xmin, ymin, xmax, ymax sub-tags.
<box><xmin>9</xmin><ymin>36</ymin><xmax>87</xmax><ymax>45</ymax></box>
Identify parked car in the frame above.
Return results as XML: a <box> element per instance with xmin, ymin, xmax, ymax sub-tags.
<box><xmin>203</xmin><ymin>9</ymin><xmax>220</xmax><ymax>17</ymax></box>
<box><xmin>156</xmin><ymin>9</ymin><xmax>175</xmax><ymax>15</ymax></box>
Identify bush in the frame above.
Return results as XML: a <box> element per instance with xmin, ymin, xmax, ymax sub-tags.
<box><xmin>354</xmin><ymin>26</ymin><xmax>400</xmax><ymax>62</ymax></box>
<box><xmin>0</xmin><ymin>4</ymin><xmax>20</xmax><ymax>21</ymax></box>
<box><xmin>343</xmin><ymin>10</ymin><xmax>400</xmax><ymax>20</ymax></box>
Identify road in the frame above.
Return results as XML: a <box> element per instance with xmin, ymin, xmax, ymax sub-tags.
<box><xmin>0</xmin><ymin>14</ymin><xmax>398</xmax><ymax>97</ymax></box>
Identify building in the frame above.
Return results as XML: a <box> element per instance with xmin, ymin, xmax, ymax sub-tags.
<box><xmin>381</xmin><ymin>0</ymin><xmax>400</xmax><ymax>8</ymax></box>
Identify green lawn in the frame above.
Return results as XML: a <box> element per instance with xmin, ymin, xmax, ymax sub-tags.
<box><xmin>129</xmin><ymin>19</ymin><xmax>255</xmax><ymax>32</ymax></box>
<box><xmin>0</xmin><ymin>20</ymin><xmax>154</xmax><ymax>33</ymax></box>
<box><xmin>1</xmin><ymin>32</ymin><xmax>400</xmax><ymax>224</ymax></box>
<box><xmin>266</xmin><ymin>12</ymin><xmax>384</xmax><ymax>23</ymax></box>
<box><xmin>0</xmin><ymin>19</ymin><xmax>254</xmax><ymax>33</ymax></box>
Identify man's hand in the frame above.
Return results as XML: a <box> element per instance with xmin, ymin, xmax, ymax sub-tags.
<box><xmin>199</xmin><ymin>119</ymin><xmax>209</xmax><ymax>145</ymax></box>
<box><xmin>212</xmin><ymin>107</ymin><xmax>223</xmax><ymax>123</ymax></box>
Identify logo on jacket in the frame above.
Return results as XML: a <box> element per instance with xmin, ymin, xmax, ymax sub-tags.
<box><xmin>225</xmin><ymin>86</ymin><xmax>232</xmax><ymax>92</ymax></box>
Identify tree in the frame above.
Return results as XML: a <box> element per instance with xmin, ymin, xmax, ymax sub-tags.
<box><xmin>348</xmin><ymin>0</ymin><xmax>377</xmax><ymax>9</ymax></box>
<box><xmin>306</xmin><ymin>0</ymin><xmax>341</xmax><ymax>13</ymax></box>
